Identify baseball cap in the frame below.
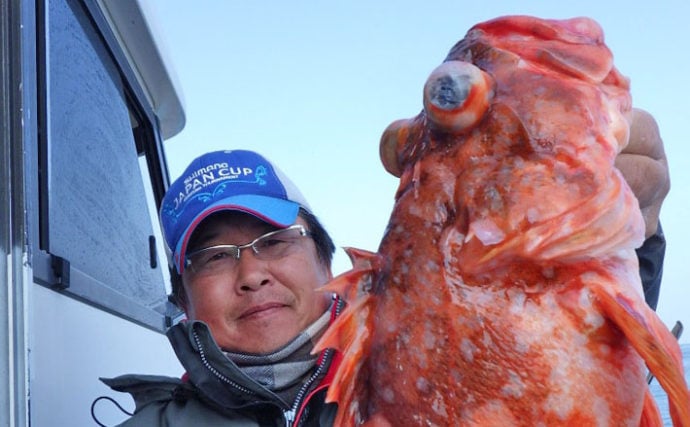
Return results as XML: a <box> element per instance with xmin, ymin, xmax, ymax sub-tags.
<box><xmin>160</xmin><ymin>149</ymin><xmax>312</xmax><ymax>274</ymax></box>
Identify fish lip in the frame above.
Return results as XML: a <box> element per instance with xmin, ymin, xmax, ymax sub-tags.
<box><xmin>239</xmin><ymin>302</ymin><xmax>287</xmax><ymax>319</ymax></box>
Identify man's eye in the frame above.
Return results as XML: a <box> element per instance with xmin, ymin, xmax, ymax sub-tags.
<box><xmin>260</xmin><ymin>238</ymin><xmax>286</xmax><ymax>248</ymax></box>
<box><xmin>204</xmin><ymin>250</ymin><xmax>232</xmax><ymax>263</ymax></box>
<box><xmin>210</xmin><ymin>252</ymin><xmax>227</xmax><ymax>260</ymax></box>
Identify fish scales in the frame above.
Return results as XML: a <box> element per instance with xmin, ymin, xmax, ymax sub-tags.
<box><xmin>315</xmin><ymin>15</ymin><xmax>690</xmax><ymax>426</ymax></box>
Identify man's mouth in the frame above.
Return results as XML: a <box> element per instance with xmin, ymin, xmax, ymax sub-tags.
<box><xmin>239</xmin><ymin>302</ymin><xmax>286</xmax><ymax>319</ymax></box>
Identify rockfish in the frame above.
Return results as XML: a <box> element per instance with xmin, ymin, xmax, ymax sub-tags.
<box><xmin>316</xmin><ymin>15</ymin><xmax>690</xmax><ymax>426</ymax></box>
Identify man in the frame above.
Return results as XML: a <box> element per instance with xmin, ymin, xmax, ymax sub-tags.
<box><xmin>104</xmin><ymin>149</ymin><xmax>342</xmax><ymax>426</ymax></box>
<box><xmin>101</xmin><ymin>109</ymin><xmax>669</xmax><ymax>426</ymax></box>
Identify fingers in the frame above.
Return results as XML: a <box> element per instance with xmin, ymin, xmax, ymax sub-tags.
<box><xmin>615</xmin><ymin>108</ymin><xmax>670</xmax><ymax>238</ymax></box>
<box><xmin>624</xmin><ymin>108</ymin><xmax>667</xmax><ymax>161</ymax></box>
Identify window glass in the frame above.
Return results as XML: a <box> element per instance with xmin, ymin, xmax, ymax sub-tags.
<box><xmin>45</xmin><ymin>0</ymin><xmax>169</xmax><ymax>315</ymax></box>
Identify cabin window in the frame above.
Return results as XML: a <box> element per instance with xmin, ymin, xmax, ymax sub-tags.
<box><xmin>32</xmin><ymin>0</ymin><xmax>180</xmax><ymax>331</ymax></box>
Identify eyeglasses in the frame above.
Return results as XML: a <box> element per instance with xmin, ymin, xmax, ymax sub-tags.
<box><xmin>184</xmin><ymin>224</ymin><xmax>312</xmax><ymax>275</ymax></box>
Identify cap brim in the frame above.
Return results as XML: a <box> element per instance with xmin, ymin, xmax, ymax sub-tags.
<box><xmin>173</xmin><ymin>195</ymin><xmax>301</xmax><ymax>273</ymax></box>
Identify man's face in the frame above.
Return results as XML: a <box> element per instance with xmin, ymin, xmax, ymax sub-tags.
<box><xmin>181</xmin><ymin>211</ymin><xmax>332</xmax><ymax>353</ymax></box>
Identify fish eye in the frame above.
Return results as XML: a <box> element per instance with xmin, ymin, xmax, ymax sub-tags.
<box><xmin>423</xmin><ymin>60</ymin><xmax>493</xmax><ymax>133</ymax></box>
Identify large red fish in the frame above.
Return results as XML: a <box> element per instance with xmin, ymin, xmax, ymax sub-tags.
<box><xmin>316</xmin><ymin>15</ymin><xmax>690</xmax><ymax>426</ymax></box>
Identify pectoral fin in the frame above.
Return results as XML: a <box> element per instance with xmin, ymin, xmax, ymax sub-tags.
<box><xmin>313</xmin><ymin>247</ymin><xmax>382</xmax><ymax>426</ymax></box>
<box><xmin>591</xmin><ymin>283</ymin><xmax>690</xmax><ymax>426</ymax></box>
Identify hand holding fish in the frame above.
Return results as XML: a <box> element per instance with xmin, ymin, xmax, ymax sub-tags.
<box><xmin>617</xmin><ymin>108</ymin><xmax>670</xmax><ymax>238</ymax></box>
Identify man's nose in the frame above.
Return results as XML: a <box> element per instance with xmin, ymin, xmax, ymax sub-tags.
<box><xmin>234</xmin><ymin>248</ymin><xmax>269</xmax><ymax>293</ymax></box>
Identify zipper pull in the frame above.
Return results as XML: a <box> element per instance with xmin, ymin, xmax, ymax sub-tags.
<box><xmin>284</xmin><ymin>408</ymin><xmax>296</xmax><ymax>426</ymax></box>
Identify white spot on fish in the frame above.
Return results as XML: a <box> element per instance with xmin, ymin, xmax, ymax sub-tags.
<box><xmin>416</xmin><ymin>377</ymin><xmax>430</xmax><ymax>393</ymax></box>
<box><xmin>381</xmin><ymin>386</ymin><xmax>395</xmax><ymax>403</ymax></box>
<box><xmin>501</xmin><ymin>370</ymin><xmax>525</xmax><ymax>398</ymax></box>
<box><xmin>592</xmin><ymin>395</ymin><xmax>612</xmax><ymax>427</ymax></box>
<box><xmin>481</xmin><ymin>330</ymin><xmax>494</xmax><ymax>349</ymax></box>
<box><xmin>598</xmin><ymin>344</ymin><xmax>612</xmax><ymax>357</ymax></box>
<box><xmin>415</xmin><ymin>352</ymin><xmax>428</xmax><ymax>369</ymax></box>
<box><xmin>385</xmin><ymin>320</ymin><xmax>397</xmax><ymax>333</ymax></box>
<box><xmin>467</xmin><ymin>218</ymin><xmax>505</xmax><ymax>245</ymax></box>
<box><xmin>577</xmin><ymin>285</ymin><xmax>605</xmax><ymax>328</ymax></box>
<box><xmin>544</xmin><ymin>377</ymin><xmax>575</xmax><ymax>420</ymax></box>
<box><xmin>460</xmin><ymin>338</ymin><xmax>478</xmax><ymax>362</ymax></box>
<box><xmin>431</xmin><ymin>391</ymin><xmax>448</xmax><ymax>418</ymax></box>
<box><xmin>541</xmin><ymin>266</ymin><xmax>555</xmax><ymax>279</ymax></box>
<box><xmin>514</xmin><ymin>338</ymin><xmax>529</xmax><ymax>354</ymax></box>
<box><xmin>450</xmin><ymin>369</ymin><xmax>463</xmax><ymax>384</ymax></box>
<box><xmin>526</xmin><ymin>207</ymin><xmax>540</xmax><ymax>223</ymax></box>
<box><xmin>408</xmin><ymin>204</ymin><xmax>424</xmax><ymax>219</ymax></box>
<box><xmin>507</xmin><ymin>288</ymin><xmax>526</xmax><ymax>314</ymax></box>
<box><xmin>424</xmin><ymin>326</ymin><xmax>437</xmax><ymax>350</ymax></box>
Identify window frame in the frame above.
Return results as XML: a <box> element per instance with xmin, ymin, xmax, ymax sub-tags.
<box><xmin>32</xmin><ymin>0</ymin><xmax>182</xmax><ymax>332</ymax></box>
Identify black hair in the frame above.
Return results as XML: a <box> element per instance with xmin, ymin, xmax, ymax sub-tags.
<box><xmin>169</xmin><ymin>207</ymin><xmax>335</xmax><ymax>309</ymax></box>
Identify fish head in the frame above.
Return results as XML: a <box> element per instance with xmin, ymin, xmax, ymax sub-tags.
<box><xmin>379</xmin><ymin>15</ymin><xmax>640</xmax><ymax>270</ymax></box>
<box><xmin>380</xmin><ymin>15</ymin><xmax>632</xmax><ymax>180</ymax></box>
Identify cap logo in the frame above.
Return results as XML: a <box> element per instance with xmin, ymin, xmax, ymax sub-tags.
<box><xmin>162</xmin><ymin>163</ymin><xmax>269</xmax><ymax>223</ymax></box>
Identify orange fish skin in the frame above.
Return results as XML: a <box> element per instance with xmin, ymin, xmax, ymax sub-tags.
<box><xmin>315</xmin><ymin>15</ymin><xmax>690</xmax><ymax>426</ymax></box>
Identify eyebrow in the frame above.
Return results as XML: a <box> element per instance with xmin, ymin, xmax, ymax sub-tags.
<box><xmin>188</xmin><ymin>229</ymin><xmax>218</xmax><ymax>252</ymax></box>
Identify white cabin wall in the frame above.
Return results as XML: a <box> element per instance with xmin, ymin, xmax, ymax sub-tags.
<box><xmin>30</xmin><ymin>284</ymin><xmax>183</xmax><ymax>427</ymax></box>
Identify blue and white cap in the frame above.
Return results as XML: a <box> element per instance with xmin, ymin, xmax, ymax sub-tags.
<box><xmin>160</xmin><ymin>149</ymin><xmax>312</xmax><ymax>274</ymax></box>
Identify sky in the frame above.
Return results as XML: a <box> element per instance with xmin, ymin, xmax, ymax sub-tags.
<box><xmin>150</xmin><ymin>0</ymin><xmax>689</xmax><ymax>343</ymax></box>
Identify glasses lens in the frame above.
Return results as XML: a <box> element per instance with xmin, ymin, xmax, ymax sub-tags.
<box><xmin>184</xmin><ymin>225</ymin><xmax>309</xmax><ymax>275</ymax></box>
<box><xmin>187</xmin><ymin>246</ymin><xmax>239</xmax><ymax>273</ymax></box>
<box><xmin>253</xmin><ymin>227</ymin><xmax>305</xmax><ymax>260</ymax></box>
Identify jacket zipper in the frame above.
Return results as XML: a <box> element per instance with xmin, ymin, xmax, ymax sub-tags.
<box><xmin>194</xmin><ymin>325</ymin><xmax>331</xmax><ymax>426</ymax></box>
<box><xmin>284</xmin><ymin>348</ymin><xmax>334</xmax><ymax>426</ymax></box>
<box><xmin>192</xmin><ymin>329</ymin><xmax>257</xmax><ymax>396</ymax></box>
<box><xmin>287</xmin><ymin>297</ymin><xmax>343</xmax><ymax>426</ymax></box>
<box><xmin>192</xmin><ymin>296</ymin><xmax>343</xmax><ymax>426</ymax></box>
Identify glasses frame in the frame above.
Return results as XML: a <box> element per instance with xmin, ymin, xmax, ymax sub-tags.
<box><xmin>184</xmin><ymin>224</ymin><xmax>310</xmax><ymax>271</ymax></box>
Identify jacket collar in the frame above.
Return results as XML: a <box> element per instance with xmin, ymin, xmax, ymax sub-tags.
<box><xmin>166</xmin><ymin>295</ymin><xmax>344</xmax><ymax>413</ymax></box>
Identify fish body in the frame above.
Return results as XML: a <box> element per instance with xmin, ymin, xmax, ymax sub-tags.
<box><xmin>316</xmin><ymin>15</ymin><xmax>690</xmax><ymax>426</ymax></box>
